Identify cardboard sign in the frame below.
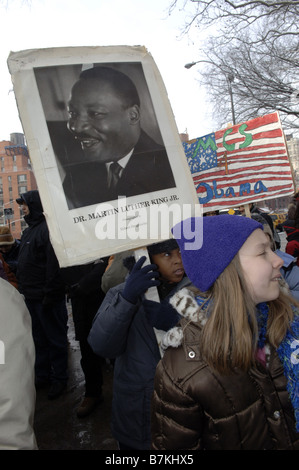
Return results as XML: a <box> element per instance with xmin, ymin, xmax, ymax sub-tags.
<box><xmin>8</xmin><ymin>46</ymin><xmax>199</xmax><ymax>267</ymax></box>
<box><xmin>183</xmin><ymin>112</ymin><xmax>294</xmax><ymax>212</ymax></box>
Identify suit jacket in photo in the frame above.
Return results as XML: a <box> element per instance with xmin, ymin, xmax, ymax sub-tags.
<box><xmin>61</xmin><ymin>130</ymin><xmax>176</xmax><ymax>209</ymax></box>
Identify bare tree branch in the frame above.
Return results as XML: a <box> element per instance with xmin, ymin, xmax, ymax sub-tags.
<box><xmin>194</xmin><ymin>36</ymin><xmax>299</xmax><ymax>130</ymax></box>
<box><xmin>171</xmin><ymin>0</ymin><xmax>299</xmax><ymax>44</ymax></box>
<box><xmin>173</xmin><ymin>0</ymin><xmax>299</xmax><ymax>131</ymax></box>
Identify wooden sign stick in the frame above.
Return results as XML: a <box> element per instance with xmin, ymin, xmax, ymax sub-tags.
<box><xmin>244</xmin><ymin>204</ymin><xmax>251</xmax><ymax>218</ymax></box>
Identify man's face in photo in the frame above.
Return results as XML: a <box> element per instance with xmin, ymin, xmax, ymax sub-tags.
<box><xmin>67</xmin><ymin>78</ymin><xmax>140</xmax><ymax>164</ymax></box>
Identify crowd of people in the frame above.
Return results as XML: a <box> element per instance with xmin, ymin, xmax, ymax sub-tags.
<box><xmin>0</xmin><ymin>190</ymin><xmax>298</xmax><ymax>450</ymax></box>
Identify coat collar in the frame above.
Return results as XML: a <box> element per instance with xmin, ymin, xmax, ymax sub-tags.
<box><xmin>161</xmin><ymin>288</ymin><xmax>207</xmax><ymax>352</ymax></box>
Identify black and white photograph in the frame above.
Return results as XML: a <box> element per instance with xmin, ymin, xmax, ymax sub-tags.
<box><xmin>34</xmin><ymin>61</ymin><xmax>176</xmax><ymax>209</ymax></box>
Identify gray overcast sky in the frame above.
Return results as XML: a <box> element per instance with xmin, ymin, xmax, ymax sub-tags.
<box><xmin>0</xmin><ymin>0</ymin><xmax>215</xmax><ymax>142</ymax></box>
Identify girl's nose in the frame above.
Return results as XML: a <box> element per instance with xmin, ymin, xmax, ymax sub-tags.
<box><xmin>272</xmin><ymin>251</ymin><xmax>284</xmax><ymax>269</ymax></box>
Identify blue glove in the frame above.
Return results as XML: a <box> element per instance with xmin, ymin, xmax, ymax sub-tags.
<box><xmin>122</xmin><ymin>256</ymin><xmax>160</xmax><ymax>304</ymax></box>
<box><xmin>144</xmin><ymin>299</ymin><xmax>181</xmax><ymax>330</ymax></box>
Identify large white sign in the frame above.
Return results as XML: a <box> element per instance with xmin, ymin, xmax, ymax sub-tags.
<box><xmin>8</xmin><ymin>46</ymin><xmax>199</xmax><ymax>267</ymax></box>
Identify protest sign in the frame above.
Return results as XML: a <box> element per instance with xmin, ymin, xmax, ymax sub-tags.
<box><xmin>8</xmin><ymin>46</ymin><xmax>199</xmax><ymax>267</ymax></box>
<box><xmin>183</xmin><ymin>112</ymin><xmax>294</xmax><ymax>212</ymax></box>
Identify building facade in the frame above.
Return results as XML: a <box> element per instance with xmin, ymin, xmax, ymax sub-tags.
<box><xmin>0</xmin><ymin>133</ymin><xmax>37</xmax><ymax>239</ymax></box>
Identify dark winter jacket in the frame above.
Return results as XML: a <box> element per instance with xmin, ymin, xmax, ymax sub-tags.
<box><xmin>16</xmin><ymin>190</ymin><xmax>65</xmax><ymax>301</ymax></box>
<box><xmin>151</xmin><ymin>288</ymin><xmax>299</xmax><ymax>450</ymax></box>
<box><xmin>88</xmin><ymin>276</ymin><xmax>191</xmax><ymax>450</ymax></box>
<box><xmin>61</xmin><ymin>258</ymin><xmax>108</xmax><ymax>340</ymax></box>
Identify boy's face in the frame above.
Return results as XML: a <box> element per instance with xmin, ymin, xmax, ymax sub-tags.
<box><xmin>20</xmin><ymin>202</ymin><xmax>30</xmax><ymax>216</ymax></box>
<box><xmin>151</xmin><ymin>248</ymin><xmax>184</xmax><ymax>284</ymax></box>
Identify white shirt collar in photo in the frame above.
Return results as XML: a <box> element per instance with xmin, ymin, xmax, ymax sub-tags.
<box><xmin>106</xmin><ymin>149</ymin><xmax>134</xmax><ymax>177</ymax></box>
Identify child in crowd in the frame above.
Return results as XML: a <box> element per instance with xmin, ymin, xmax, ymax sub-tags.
<box><xmin>88</xmin><ymin>239</ymin><xmax>190</xmax><ymax>450</ymax></box>
<box><xmin>151</xmin><ymin>215</ymin><xmax>299</xmax><ymax>450</ymax></box>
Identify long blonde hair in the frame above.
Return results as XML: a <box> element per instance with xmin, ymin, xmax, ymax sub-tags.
<box><xmin>196</xmin><ymin>253</ymin><xmax>297</xmax><ymax>374</ymax></box>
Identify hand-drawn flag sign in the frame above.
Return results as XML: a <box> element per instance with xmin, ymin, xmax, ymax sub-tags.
<box><xmin>183</xmin><ymin>112</ymin><xmax>294</xmax><ymax>212</ymax></box>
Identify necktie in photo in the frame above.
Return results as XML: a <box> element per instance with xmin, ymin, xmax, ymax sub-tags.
<box><xmin>108</xmin><ymin>161</ymin><xmax>122</xmax><ymax>189</ymax></box>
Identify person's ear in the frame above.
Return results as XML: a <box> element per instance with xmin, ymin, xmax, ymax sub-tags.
<box><xmin>128</xmin><ymin>105</ymin><xmax>140</xmax><ymax>124</ymax></box>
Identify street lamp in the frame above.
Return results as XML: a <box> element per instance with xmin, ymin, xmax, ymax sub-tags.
<box><xmin>185</xmin><ymin>60</ymin><xmax>236</xmax><ymax>125</ymax></box>
<box><xmin>185</xmin><ymin>61</ymin><xmax>199</xmax><ymax>69</ymax></box>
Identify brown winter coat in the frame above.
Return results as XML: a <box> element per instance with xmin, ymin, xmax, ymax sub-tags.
<box><xmin>151</xmin><ymin>288</ymin><xmax>299</xmax><ymax>450</ymax></box>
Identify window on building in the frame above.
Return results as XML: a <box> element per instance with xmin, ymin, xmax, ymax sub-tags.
<box><xmin>18</xmin><ymin>186</ymin><xmax>27</xmax><ymax>194</ymax></box>
<box><xmin>8</xmin><ymin>176</ymin><xmax>12</xmax><ymax>193</ymax></box>
<box><xmin>17</xmin><ymin>174</ymin><xmax>27</xmax><ymax>183</ymax></box>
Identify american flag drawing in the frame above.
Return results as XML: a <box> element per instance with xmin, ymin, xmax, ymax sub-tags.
<box><xmin>182</xmin><ymin>112</ymin><xmax>294</xmax><ymax>212</ymax></box>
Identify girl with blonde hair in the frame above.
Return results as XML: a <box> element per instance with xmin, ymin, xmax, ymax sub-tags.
<box><xmin>151</xmin><ymin>215</ymin><xmax>299</xmax><ymax>450</ymax></box>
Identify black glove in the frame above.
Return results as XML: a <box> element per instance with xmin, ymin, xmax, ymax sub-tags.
<box><xmin>122</xmin><ymin>256</ymin><xmax>160</xmax><ymax>304</ymax></box>
<box><xmin>144</xmin><ymin>299</ymin><xmax>181</xmax><ymax>330</ymax></box>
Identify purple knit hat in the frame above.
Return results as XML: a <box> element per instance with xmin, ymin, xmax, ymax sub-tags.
<box><xmin>172</xmin><ymin>215</ymin><xmax>263</xmax><ymax>292</ymax></box>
